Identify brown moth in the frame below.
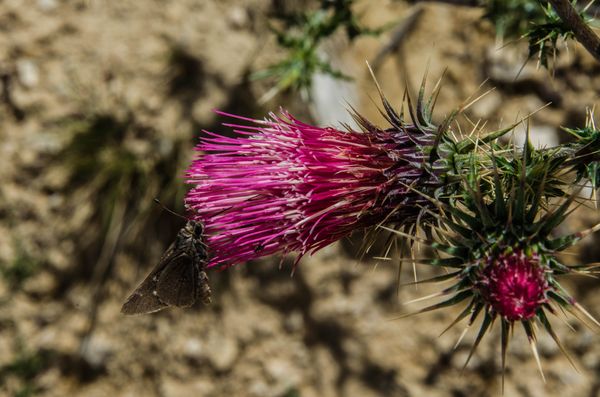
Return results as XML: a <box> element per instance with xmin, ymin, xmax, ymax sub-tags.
<box><xmin>121</xmin><ymin>220</ymin><xmax>211</xmax><ymax>315</ymax></box>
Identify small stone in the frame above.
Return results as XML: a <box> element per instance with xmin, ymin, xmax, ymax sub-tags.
<box><xmin>183</xmin><ymin>337</ymin><xmax>204</xmax><ymax>361</ymax></box>
<box><xmin>16</xmin><ymin>59</ymin><xmax>39</xmax><ymax>88</ymax></box>
<box><xmin>205</xmin><ymin>336</ymin><xmax>239</xmax><ymax>372</ymax></box>
<box><xmin>44</xmin><ymin>168</ymin><xmax>69</xmax><ymax>191</ymax></box>
<box><xmin>47</xmin><ymin>248</ymin><xmax>70</xmax><ymax>272</ymax></box>
<box><xmin>283</xmin><ymin>311</ymin><xmax>304</xmax><ymax>333</ymax></box>
<box><xmin>80</xmin><ymin>335</ymin><xmax>113</xmax><ymax>368</ymax></box>
<box><xmin>248</xmin><ymin>380</ymin><xmax>269</xmax><ymax>397</ymax></box>
<box><xmin>265</xmin><ymin>359</ymin><xmax>291</xmax><ymax>380</ymax></box>
<box><xmin>29</xmin><ymin>132</ymin><xmax>63</xmax><ymax>154</ymax></box>
<box><xmin>22</xmin><ymin>272</ymin><xmax>57</xmax><ymax>296</ymax></box>
<box><xmin>38</xmin><ymin>0</ymin><xmax>58</xmax><ymax>11</ymax></box>
<box><xmin>20</xmin><ymin>148</ymin><xmax>37</xmax><ymax>167</ymax></box>
<box><xmin>47</xmin><ymin>193</ymin><xmax>65</xmax><ymax>210</ymax></box>
<box><xmin>228</xmin><ymin>7</ymin><xmax>248</xmax><ymax>29</ymax></box>
<box><xmin>37</xmin><ymin>367</ymin><xmax>61</xmax><ymax>390</ymax></box>
<box><xmin>265</xmin><ymin>359</ymin><xmax>301</xmax><ymax>396</ymax></box>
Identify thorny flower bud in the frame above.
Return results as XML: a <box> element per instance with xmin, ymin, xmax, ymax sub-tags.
<box><xmin>476</xmin><ymin>249</ymin><xmax>549</xmax><ymax>322</ymax></box>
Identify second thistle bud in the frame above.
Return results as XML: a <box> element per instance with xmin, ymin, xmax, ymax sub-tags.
<box><xmin>399</xmin><ymin>140</ymin><xmax>600</xmax><ymax>376</ymax></box>
<box><xmin>476</xmin><ymin>249</ymin><xmax>549</xmax><ymax>322</ymax></box>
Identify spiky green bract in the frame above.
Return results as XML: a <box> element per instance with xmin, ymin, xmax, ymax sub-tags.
<box><xmin>561</xmin><ymin>110</ymin><xmax>600</xmax><ymax>192</ymax></box>
<box><xmin>402</xmin><ymin>138</ymin><xmax>600</xmax><ymax>379</ymax></box>
<box><xmin>523</xmin><ymin>2</ymin><xmax>579</xmax><ymax>69</ymax></box>
<box><xmin>359</xmin><ymin>74</ymin><xmax>545</xmax><ymax>262</ymax></box>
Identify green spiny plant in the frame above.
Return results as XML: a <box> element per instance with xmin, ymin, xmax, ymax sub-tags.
<box><xmin>386</xmin><ymin>132</ymin><xmax>600</xmax><ymax>384</ymax></box>
<box><xmin>254</xmin><ymin>0</ymin><xmax>387</xmax><ymax>100</ymax></box>
<box><xmin>484</xmin><ymin>0</ymin><xmax>596</xmax><ymax>69</ymax></box>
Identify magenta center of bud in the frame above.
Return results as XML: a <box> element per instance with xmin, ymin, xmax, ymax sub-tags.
<box><xmin>477</xmin><ymin>249</ymin><xmax>549</xmax><ymax>321</ymax></box>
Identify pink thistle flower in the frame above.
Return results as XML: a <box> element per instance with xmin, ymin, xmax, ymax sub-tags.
<box><xmin>185</xmin><ymin>109</ymin><xmax>440</xmax><ymax>268</ymax></box>
<box><xmin>476</xmin><ymin>249</ymin><xmax>549</xmax><ymax>322</ymax></box>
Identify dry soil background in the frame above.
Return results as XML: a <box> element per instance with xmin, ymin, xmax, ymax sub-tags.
<box><xmin>1</xmin><ymin>1</ymin><xmax>600</xmax><ymax>397</ymax></box>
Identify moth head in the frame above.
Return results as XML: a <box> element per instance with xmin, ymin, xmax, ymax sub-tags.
<box><xmin>191</xmin><ymin>221</ymin><xmax>204</xmax><ymax>238</ymax></box>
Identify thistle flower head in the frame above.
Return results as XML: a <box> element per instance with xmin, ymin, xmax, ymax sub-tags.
<box><xmin>476</xmin><ymin>249</ymin><xmax>549</xmax><ymax>322</ymax></box>
<box><xmin>186</xmin><ymin>105</ymin><xmax>442</xmax><ymax>268</ymax></box>
<box><xmin>399</xmin><ymin>139</ymin><xmax>600</xmax><ymax>380</ymax></box>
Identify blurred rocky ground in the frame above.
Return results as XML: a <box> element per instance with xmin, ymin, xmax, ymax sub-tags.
<box><xmin>1</xmin><ymin>1</ymin><xmax>600</xmax><ymax>396</ymax></box>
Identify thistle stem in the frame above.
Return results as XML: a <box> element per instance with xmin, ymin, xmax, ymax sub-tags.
<box><xmin>547</xmin><ymin>0</ymin><xmax>600</xmax><ymax>62</ymax></box>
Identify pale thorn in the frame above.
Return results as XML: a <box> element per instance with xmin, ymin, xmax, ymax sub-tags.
<box><xmin>258</xmin><ymin>85</ymin><xmax>281</xmax><ymax>105</ymax></box>
<box><xmin>412</xmin><ymin>239</ymin><xmax>419</xmax><ymax>287</ymax></box>
<box><xmin>378</xmin><ymin>225</ymin><xmax>429</xmax><ymax>245</ymax></box>
<box><xmin>574</xmin><ymin>302</ymin><xmax>600</xmax><ymax>328</ymax></box>
<box><xmin>577</xmin><ymin>222</ymin><xmax>600</xmax><ymax>240</ymax></box>
<box><xmin>566</xmin><ymin>306</ymin><xmax>597</xmax><ymax>332</ymax></box>
<box><xmin>453</xmin><ymin>324</ymin><xmax>471</xmax><ymax>351</ymax></box>
<box><xmin>462</xmin><ymin>86</ymin><xmax>495</xmax><ymax>114</ymax></box>
<box><xmin>530</xmin><ymin>338</ymin><xmax>546</xmax><ymax>384</ymax></box>
<box><xmin>402</xmin><ymin>290</ymin><xmax>448</xmax><ymax>305</ymax></box>
<box><xmin>583</xmin><ymin>0</ymin><xmax>595</xmax><ymax>13</ymax></box>
<box><xmin>372</xmin><ymin>256</ymin><xmax>393</xmax><ymax>261</ymax></box>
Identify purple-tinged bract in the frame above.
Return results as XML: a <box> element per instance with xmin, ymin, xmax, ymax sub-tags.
<box><xmin>186</xmin><ymin>109</ymin><xmax>439</xmax><ymax>268</ymax></box>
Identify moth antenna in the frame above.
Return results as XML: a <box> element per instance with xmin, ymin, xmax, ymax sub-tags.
<box><xmin>153</xmin><ymin>198</ymin><xmax>188</xmax><ymax>221</ymax></box>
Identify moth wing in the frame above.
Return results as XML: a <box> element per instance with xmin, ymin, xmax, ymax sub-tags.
<box><xmin>156</xmin><ymin>254</ymin><xmax>198</xmax><ymax>308</ymax></box>
<box><xmin>120</xmin><ymin>242</ymin><xmax>177</xmax><ymax>315</ymax></box>
<box><xmin>120</xmin><ymin>288</ymin><xmax>167</xmax><ymax>315</ymax></box>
